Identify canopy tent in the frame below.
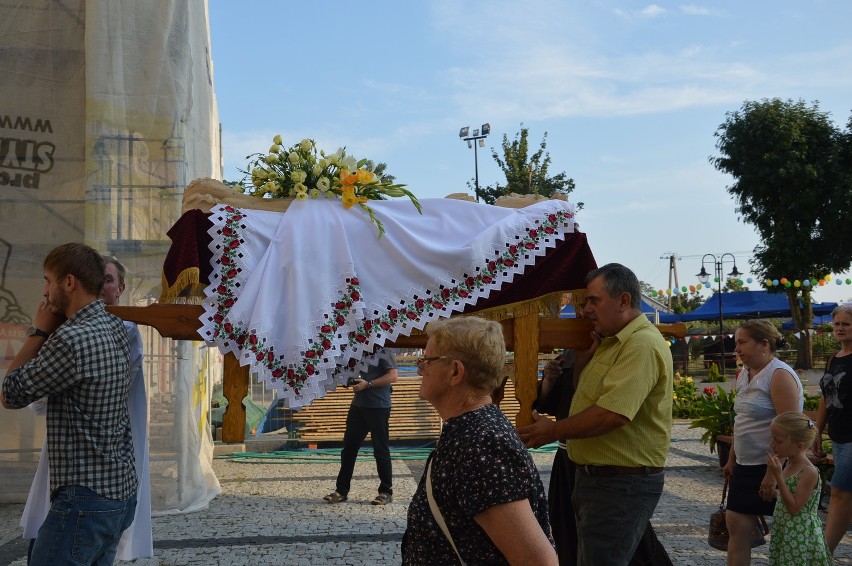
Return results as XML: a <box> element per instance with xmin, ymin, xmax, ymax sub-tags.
<box><xmin>677</xmin><ymin>290</ymin><xmax>837</xmax><ymax>322</ymax></box>
<box><xmin>560</xmin><ymin>294</ymin><xmax>680</xmax><ymax>324</ymax></box>
<box><xmin>781</xmin><ymin>313</ymin><xmax>837</xmax><ymax>330</ymax></box>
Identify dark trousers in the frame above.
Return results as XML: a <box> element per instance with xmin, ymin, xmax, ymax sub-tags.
<box><xmin>336</xmin><ymin>405</ymin><xmax>393</xmax><ymax>497</ymax></box>
<box><xmin>551</xmin><ymin>451</ymin><xmax>672</xmax><ymax>566</ymax></box>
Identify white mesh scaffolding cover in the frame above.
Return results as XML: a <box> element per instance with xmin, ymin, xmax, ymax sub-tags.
<box><xmin>0</xmin><ymin>0</ymin><xmax>221</xmax><ymax>514</ymax></box>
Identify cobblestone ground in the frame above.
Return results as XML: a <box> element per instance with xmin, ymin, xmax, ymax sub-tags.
<box><xmin>1</xmin><ymin>422</ymin><xmax>850</xmax><ymax>565</ymax></box>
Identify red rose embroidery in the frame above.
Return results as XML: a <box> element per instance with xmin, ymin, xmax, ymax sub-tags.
<box><xmin>321</xmin><ymin>325</ymin><xmax>332</xmax><ymax>333</ymax></box>
<box><xmin>351</xmin><ymin>291</ymin><xmax>360</xmax><ymax>301</ymax></box>
<box><xmin>350</xmin><ymin>277</ymin><xmax>359</xmax><ymax>286</ymax></box>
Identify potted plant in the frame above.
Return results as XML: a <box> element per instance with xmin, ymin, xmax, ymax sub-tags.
<box><xmin>689</xmin><ymin>385</ymin><xmax>736</xmax><ymax>467</ymax></box>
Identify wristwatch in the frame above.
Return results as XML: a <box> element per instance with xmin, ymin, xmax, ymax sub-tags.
<box><xmin>366</xmin><ymin>381</ymin><xmax>373</xmax><ymax>389</ymax></box>
<box><xmin>26</xmin><ymin>327</ymin><xmax>50</xmax><ymax>339</ymax></box>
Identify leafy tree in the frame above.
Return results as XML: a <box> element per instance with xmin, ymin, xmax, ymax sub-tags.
<box><xmin>711</xmin><ymin>98</ymin><xmax>852</xmax><ymax>368</ymax></box>
<box><xmin>672</xmin><ymin>291</ymin><xmax>705</xmax><ymax>314</ymax></box>
<box><xmin>474</xmin><ymin>126</ymin><xmax>580</xmax><ymax>206</ymax></box>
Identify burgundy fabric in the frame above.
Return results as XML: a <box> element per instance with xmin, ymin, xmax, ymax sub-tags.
<box><xmin>161</xmin><ymin>211</ymin><xmax>597</xmax><ymax>310</ymax></box>
<box><xmin>162</xmin><ymin>209</ymin><xmax>214</xmax><ymax>289</ymax></box>
<box><xmin>465</xmin><ymin>231</ymin><xmax>598</xmax><ymax>313</ymax></box>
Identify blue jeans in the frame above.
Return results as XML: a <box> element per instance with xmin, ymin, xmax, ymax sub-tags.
<box><xmin>29</xmin><ymin>485</ymin><xmax>137</xmax><ymax>566</ymax></box>
<box><xmin>573</xmin><ymin>471</ymin><xmax>664</xmax><ymax>566</ymax></box>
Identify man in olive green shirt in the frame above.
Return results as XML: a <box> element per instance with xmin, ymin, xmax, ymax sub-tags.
<box><xmin>519</xmin><ymin>263</ymin><xmax>673</xmax><ymax>565</ymax></box>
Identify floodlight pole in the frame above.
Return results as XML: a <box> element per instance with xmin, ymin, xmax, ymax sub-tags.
<box><xmin>459</xmin><ymin>123</ymin><xmax>490</xmax><ymax>202</ymax></box>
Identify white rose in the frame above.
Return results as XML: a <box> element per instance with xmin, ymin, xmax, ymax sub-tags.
<box><xmin>309</xmin><ymin>188</ymin><xmax>320</xmax><ymax>199</ymax></box>
<box><xmin>293</xmin><ymin>182</ymin><xmax>307</xmax><ymax>194</ymax></box>
<box><xmin>269</xmin><ymin>144</ymin><xmax>280</xmax><ymax>154</ymax></box>
<box><xmin>290</xmin><ymin>170</ymin><xmax>307</xmax><ymax>183</ymax></box>
<box><xmin>288</xmin><ymin>152</ymin><xmax>300</xmax><ymax>164</ymax></box>
<box><xmin>295</xmin><ymin>191</ymin><xmax>308</xmax><ymax>201</ymax></box>
<box><xmin>300</xmin><ymin>139</ymin><xmax>311</xmax><ymax>152</ymax></box>
<box><xmin>266</xmin><ymin>154</ymin><xmax>279</xmax><ymax>164</ymax></box>
<box><xmin>317</xmin><ymin>177</ymin><xmax>330</xmax><ymax>191</ymax></box>
<box><xmin>273</xmin><ymin>134</ymin><xmax>283</xmax><ymax>145</ymax></box>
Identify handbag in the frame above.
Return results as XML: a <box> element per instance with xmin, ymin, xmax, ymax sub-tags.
<box><xmin>708</xmin><ymin>478</ymin><xmax>770</xmax><ymax>551</ymax></box>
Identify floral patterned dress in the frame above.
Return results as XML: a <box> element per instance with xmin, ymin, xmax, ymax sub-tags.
<box><xmin>769</xmin><ymin>469</ymin><xmax>833</xmax><ymax>565</ymax></box>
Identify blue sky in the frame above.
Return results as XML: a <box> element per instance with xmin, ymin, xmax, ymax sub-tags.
<box><xmin>208</xmin><ymin>0</ymin><xmax>852</xmax><ymax>304</ymax></box>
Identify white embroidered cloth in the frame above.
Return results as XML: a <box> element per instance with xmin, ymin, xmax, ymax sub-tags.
<box><xmin>200</xmin><ymin>197</ymin><xmax>575</xmax><ymax>408</ymax></box>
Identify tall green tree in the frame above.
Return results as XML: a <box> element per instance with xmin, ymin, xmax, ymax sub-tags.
<box><xmin>474</xmin><ymin>126</ymin><xmax>579</xmax><ymax>206</ymax></box>
<box><xmin>712</xmin><ymin>98</ymin><xmax>852</xmax><ymax>368</ymax></box>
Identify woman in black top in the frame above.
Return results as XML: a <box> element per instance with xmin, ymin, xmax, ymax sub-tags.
<box><xmin>814</xmin><ymin>303</ymin><xmax>852</xmax><ymax>553</ymax></box>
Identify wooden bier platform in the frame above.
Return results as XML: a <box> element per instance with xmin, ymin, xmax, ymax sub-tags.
<box><xmin>108</xmin><ymin>304</ymin><xmax>686</xmax><ymax>443</ymax></box>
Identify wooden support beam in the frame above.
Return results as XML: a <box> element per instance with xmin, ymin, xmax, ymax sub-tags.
<box><xmin>221</xmin><ymin>353</ymin><xmax>249</xmax><ymax>443</ymax></box>
<box><xmin>513</xmin><ymin>311</ymin><xmax>539</xmax><ymax>427</ymax></box>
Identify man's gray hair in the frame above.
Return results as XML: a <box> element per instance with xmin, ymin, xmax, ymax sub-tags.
<box><xmin>585</xmin><ymin>263</ymin><xmax>642</xmax><ymax>310</ymax></box>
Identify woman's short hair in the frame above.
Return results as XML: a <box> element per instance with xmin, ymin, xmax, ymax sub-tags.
<box><xmin>772</xmin><ymin>410</ymin><xmax>817</xmax><ymax>446</ymax></box>
<box><xmin>425</xmin><ymin>316</ymin><xmax>505</xmax><ymax>393</ymax></box>
<box><xmin>737</xmin><ymin>319</ymin><xmax>784</xmax><ymax>353</ymax></box>
<box><xmin>833</xmin><ymin>303</ymin><xmax>852</xmax><ymax>319</ymax></box>
<box><xmin>43</xmin><ymin>243</ymin><xmax>105</xmax><ymax>296</ymax></box>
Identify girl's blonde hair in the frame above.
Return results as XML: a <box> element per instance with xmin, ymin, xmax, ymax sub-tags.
<box><xmin>772</xmin><ymin>411</ymin><xmax>817</xmax><ymax>446</ymax></box>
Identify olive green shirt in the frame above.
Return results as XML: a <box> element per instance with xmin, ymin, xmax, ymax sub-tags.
<box><xmin>567</xmin><ymin>314</ymin><xmax>673</xmax><ymax>468</ymax></box>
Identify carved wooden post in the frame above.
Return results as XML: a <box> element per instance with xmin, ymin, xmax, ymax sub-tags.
<box><xmin>513</xmin><ymin>311</ymin><xmax>540</xmax><ymax>427</ymax></box>
<box><xmin>222</xmin><ymin>352</ymin><xmax>249</xmax><ymax>443</ymax></box>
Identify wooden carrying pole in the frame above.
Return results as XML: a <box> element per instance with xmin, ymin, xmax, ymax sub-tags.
<box><xmin>108</xmin><ymin>305</ymin><xmax>686</xmax><ymax>443</ymax></box>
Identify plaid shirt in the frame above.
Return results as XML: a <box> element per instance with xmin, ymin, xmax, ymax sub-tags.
<box><xmin>3</xmin><ymin>300</ymin><xmax>137</xmax><ymax>501</ymax></box>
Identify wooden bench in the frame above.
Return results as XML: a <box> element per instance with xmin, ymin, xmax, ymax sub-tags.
<box><xmin>275</xmin><ymin>377</ymin><xmax>523</xmax><ymax>444</ymax></box>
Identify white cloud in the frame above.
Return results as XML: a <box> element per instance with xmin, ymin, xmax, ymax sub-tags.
<box><xmin>680</xmin><ymin>4</ymin><xmax>713</xmax><ymax>16</ymax></box>
<box><xmin>640</xmin><ymin>4</ymin><xmax>667</xmax><ymax>18</ymax></box>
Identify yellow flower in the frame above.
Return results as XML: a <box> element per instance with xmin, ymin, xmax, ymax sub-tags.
<box><xmin>341</xmin><ymin>186</ymin><xmax>357</xmax><ymax>209</ymax></box>
<box><xmin>269</xmin><ymin>144</ymin><xmax>280</xmax><ymax>154</ymax></box>
<box><xmin>299</xmin><ymin>139</ymin><xmax>311</xmax><ymax>152</ymax></box>
<box><xmin>339</xmin><ymin>169</ymin><xmax>358</xmax><ymax>187</ymax></box>
<box><xmin>273</xmin><ymin>134</ymin><xmax>283</xmax><ymax>145</ymax></box>
<box><xmin>265</xmin><ymin>154</ymin><xmax>279</xmax><ymax>164</ymax></box>
<box><xmin>356</xmin><ymin>169</ymin><xmax>375</xmax><ymax>184</ymax></box>
<box><xmin>309</xmin><ymin>188</ymin><xmax>320</xmax><ymax>199</ymax></box>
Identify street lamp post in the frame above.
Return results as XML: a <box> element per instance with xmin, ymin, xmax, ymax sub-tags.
<box><xmin>696</xmin><ymin>253</ymin><xmax>742</xmax><ymax>377</ymax></box>
<box><xmin>459</xmin><ymin>123</ymin><xmax>490</xmax><ymax>202</ymax></box>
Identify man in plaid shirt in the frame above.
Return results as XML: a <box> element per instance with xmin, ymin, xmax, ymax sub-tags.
<box><xmin>2</xmin><ymin>243</ymin><xmax>138</xmax><ymax>565</ymax></box>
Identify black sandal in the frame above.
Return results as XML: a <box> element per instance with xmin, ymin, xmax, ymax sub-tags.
<box><xmin>323</xmin><ymin>491</ymin><xmax>347</xmax><ymax>503</ymax></box>
<box><xmin>371</xmin><ymin>493</ymin><xmax>392</xmax><ymax>505</ymax></box>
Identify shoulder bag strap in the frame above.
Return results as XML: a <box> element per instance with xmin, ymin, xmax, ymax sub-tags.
<box><xmin>426</xmin><ymin>459</ymin><xmax>466</xmax><ymax>566</ymax></box>
<box><xmin>825</xmin><ymin>351</ymin><xmax>839</xmax><ymax>374</ymax></box>
<box><xmin>720</xmin><ymin>477</ymin><xmax>729</xmax><ymax>509</ymax></box>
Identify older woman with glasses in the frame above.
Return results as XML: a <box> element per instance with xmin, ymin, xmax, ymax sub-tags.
<box><xmin>400</xmin><ymin>316</ymin><xmax>556</xmax><ymax>565</ymax></box>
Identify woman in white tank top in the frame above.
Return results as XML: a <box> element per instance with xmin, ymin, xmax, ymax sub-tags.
<box><xmin>722</xmin><ymin>320</ymin><xmax>803</xmax><ymax>566</ymax></box>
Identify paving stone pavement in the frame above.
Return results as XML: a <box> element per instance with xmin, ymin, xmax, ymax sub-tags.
<box><xmin>1</xmin><ymin>422</ymin><xmax>851</xmax><ymax>565</ymax></box>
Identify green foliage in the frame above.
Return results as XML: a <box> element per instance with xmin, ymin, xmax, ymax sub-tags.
<box><xmin>689</xmin><ymin>386</ymin><xmax>737</xmax><ymax>453</ymax></box>
<box><xmin>703</xmin><ymin>362</ymin><xmax>726</xmax><ymax>383</ymax></box>
<box><xmin>672</xmin><ymin>374</ymin><xmax>702</xmax><ymax>418</ymax></box>
<box><xmin>476</xmin><ymin>126</ymin><xmax>580</xmax><ymax>206</ymax></box>
<box><xmin>672</xmin><ymin>291</ymin><xmax>705</xmax><ymax>314</ymax></box>
<box><xmin>804</xmin><ymin>391</ymin><xmax>821</xmax><ymax>412</ymax></box>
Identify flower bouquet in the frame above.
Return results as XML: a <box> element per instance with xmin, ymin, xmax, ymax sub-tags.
<box><xmin>236</xmin><ymin>136</ymin><xmax>421</xmax><ymax>237</ymax></box>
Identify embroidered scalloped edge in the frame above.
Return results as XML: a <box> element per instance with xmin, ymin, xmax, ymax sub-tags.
<box><xmin>200</xmin><ymin>203</ymin><xmax>575</xmax><ymax>408</ymax></box>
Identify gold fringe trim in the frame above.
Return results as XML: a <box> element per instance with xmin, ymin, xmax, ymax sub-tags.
<box><xmin>158</xmin><ymin>267</ymin><xmax>204</xmax><ymax>304</ymax></box>
<box><xmin>467</xmin><ymin>289</ymin><xmax>586</xmax><ymax>322</ymax></box>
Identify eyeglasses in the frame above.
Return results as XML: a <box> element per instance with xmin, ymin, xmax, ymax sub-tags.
<box><xmin>416</xmin><ymin>355</ymin><xmax>450</xmax><ymax>370</ymax></box>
